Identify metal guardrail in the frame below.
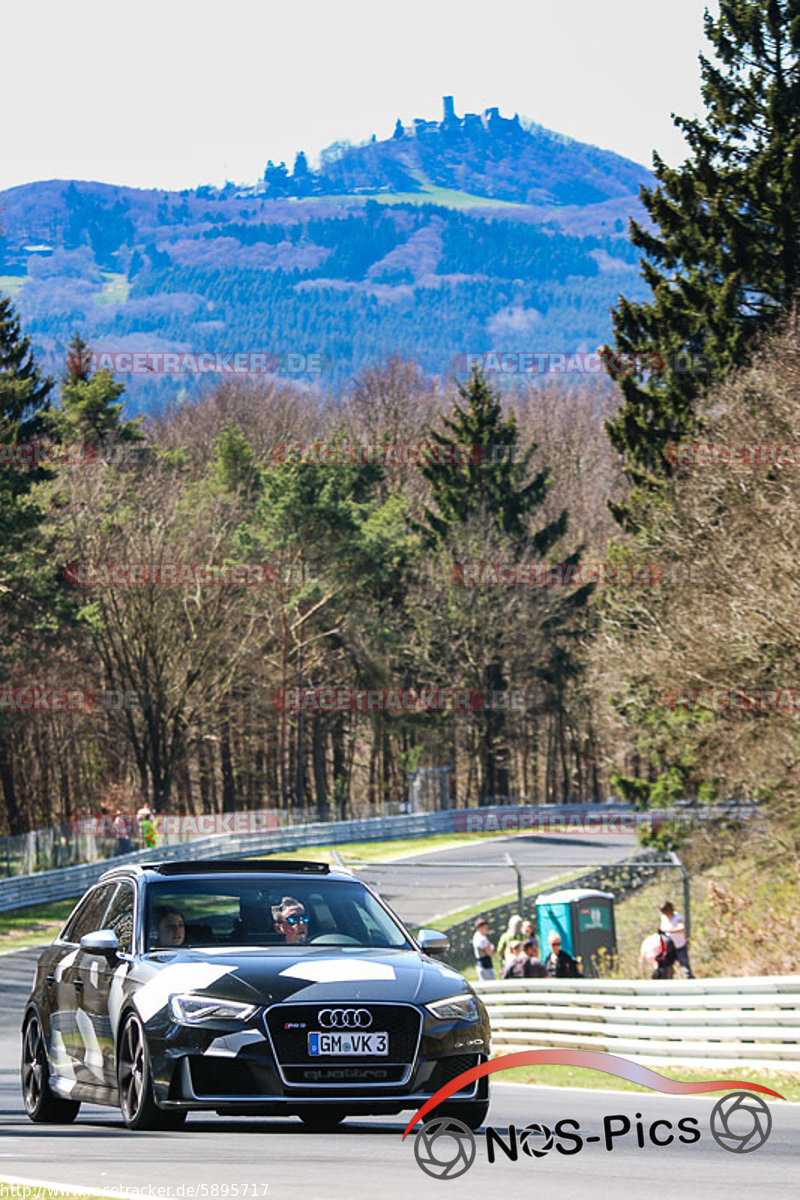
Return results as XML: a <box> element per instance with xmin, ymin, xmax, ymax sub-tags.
<box><xmin>0</xmin><ymin>810</ymin><xmax>453</xmax><ymax>912</ymax></box>
<box><xmin>0</xmin><ymin>803</ymin><xmax>643</xmax><ymax>914</ymax></box>
<box><xmin>475</xmin><ymin>975</ymin><xmax>800</xmax><ymax>1071</ymax></box>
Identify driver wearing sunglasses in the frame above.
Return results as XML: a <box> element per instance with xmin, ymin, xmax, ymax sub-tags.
<box><xmin>272</xmin><ymin>895</ymin><xmax>310</xmax><ymax>944</ymax></box>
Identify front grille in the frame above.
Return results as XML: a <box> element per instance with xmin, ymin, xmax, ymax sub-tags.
<box><xmin>266</xmin><ymin>1003</ymin><xmax>421</xmax><ymax>1067</ymax></box>
<box><xmin>282</xmin><ymin>1064</ymin><xmax>408</xmax><ymax>1085</ymax></box>
<box><xmin>427</xmin><ymin>1055</ymin><xmax>481</xmax><ymax>1094</ymax></box>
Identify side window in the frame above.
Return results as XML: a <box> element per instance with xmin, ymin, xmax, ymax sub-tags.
<box><xmin>103</xmin><ymin>883</ymin><xmax>135</xmax><ymax>953</ymax></box>
<box><xmin>62</xmin><ymin>884</ymin><xmax>115</xmax><ymax>943</ymax></box>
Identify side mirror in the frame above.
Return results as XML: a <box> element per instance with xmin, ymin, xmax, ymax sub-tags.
<box><xmin>417</xmin><ymin>928</ymin><xmax>450</xmax><ymax>957</ymax></box>
<box><xmin>80</xmin><ymin>929</ymin><xmax>119</xmax><ymax>960</ymax></box>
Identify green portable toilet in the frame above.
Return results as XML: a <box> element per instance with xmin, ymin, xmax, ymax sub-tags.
<box><xmin>535</xmin><ymin>888</ymin><xmax>616</xmax><ymax>977</ymax></box>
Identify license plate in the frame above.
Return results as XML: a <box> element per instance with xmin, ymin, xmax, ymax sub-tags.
<box><xmin>308</xmin><ymin>1031</ymin><xmax>388</xmax><ymax>1056</ymax></box>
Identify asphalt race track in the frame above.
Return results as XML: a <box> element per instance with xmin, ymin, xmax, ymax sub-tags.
<box><xmin>0</xmin><ymin>834</ymin><xmax>798</xmax><ymax>1199</ymax></box>
<box><xmin>348</xmin><ymin>827</ymin><xmax>643</xmax><ymax>927</ymax></box>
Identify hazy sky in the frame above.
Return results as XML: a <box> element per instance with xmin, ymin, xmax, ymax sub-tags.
<box><xmin>3</xmin><ymin>0</ymin><xmax>719</xmax><ymax>193</ymax></box>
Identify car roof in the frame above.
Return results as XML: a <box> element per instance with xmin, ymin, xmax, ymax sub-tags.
<box><xmin>98</xmin><ymin>858</ymin><xmax>356</xmax><ymax>885</ymax></box>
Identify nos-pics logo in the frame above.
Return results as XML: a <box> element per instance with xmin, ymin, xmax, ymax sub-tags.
<box><xmin>404</xmin><ymin>1052</ymin><xmax>782</xmax><ymax>1180</ymax></box>
<box><xmin>413</xmin><ymin>1093</ymin><xmax>773</xmax><ymax>1179</ymax></box>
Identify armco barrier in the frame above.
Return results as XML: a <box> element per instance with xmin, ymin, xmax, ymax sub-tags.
<box><xmin>474</xmin><ymin>975</ymin><xmax>800</xmax><ymax>1071</ymax></box>
<box><xmin>0</xmin><ymin>804</ymin><xmax>619</xmax><ymax>913</ymax></box>
<box><xmin>0</xmin><ymin>809</ymin><xmax>454</xmax><ymax>912</ymax></box>
<box><xmin>0</xmin><ymin>803</ymin><xmax>646</xmax><ymax>914</ymax></box>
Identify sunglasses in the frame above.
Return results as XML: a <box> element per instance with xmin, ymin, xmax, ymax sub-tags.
<box><xmin>283</xmin><ymin>914</ymin><xmax>308</xmax><ymax>925</ymax></box>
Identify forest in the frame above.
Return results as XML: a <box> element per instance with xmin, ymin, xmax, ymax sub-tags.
<box><xmin>1</xmin><ymin>0</ymin><xmax>799</xmax><ymax>865</ymax></box>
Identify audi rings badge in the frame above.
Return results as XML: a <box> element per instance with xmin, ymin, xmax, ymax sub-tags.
<box><xmin>317</xmin><ymin>1008</ymin><xmax>373</xmax><ymax>1029</ymax></box>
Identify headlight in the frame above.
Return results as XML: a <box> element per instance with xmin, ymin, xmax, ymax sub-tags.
<box><xmin>169</xmin><ymin>994</ymin><xmax>258</xmax><ymax>1025</ymax></box>
<box><xmin>426</xmin><ymin>994</ymin><xmax>479</xmax><ymax>1022</ymax></box>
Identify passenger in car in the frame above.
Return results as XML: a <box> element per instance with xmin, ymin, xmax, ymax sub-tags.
<box><xmin>155</xmin><ymin>907</ymin><xmax>185</xmax><ymax>947</ymax></box>
<box><xmin>272</xmin><ymin>896</ymin><xmax>310</xmax><ymax>945</ymax></box>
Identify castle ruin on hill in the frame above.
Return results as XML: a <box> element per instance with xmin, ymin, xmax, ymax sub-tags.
<box><xmin>397</xmin><ymin>96</ymin><xmax>521</xmax><ymax>138</ymax></box>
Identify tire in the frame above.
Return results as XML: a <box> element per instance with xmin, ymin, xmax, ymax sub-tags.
<box><xmin>21</xmin><ymin>1014</ymin><xmax>81</xmax><ymax>1124</ymax></box>
<box><xmin>295</xmin><ymin>1106</ymin><xmax>347</xmax><ymax>1130</ymax></box>
<box><xmin>437</xmin><ymin>1100</ymin><xmax>489</xmax><ymax>1131</ymax></box>
<box><xmin>118</xmin><ymin>1012</ymin><xmax>186</xmax><ymax>1130</ymax></box>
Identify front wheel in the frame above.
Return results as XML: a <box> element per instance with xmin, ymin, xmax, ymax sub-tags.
<box><xmin>118</xmin><ymin>1012</ymin><xmax>186</xmax><ymax>1130</ymax></box>
<box><xmin>21</xmin><ymin>1014</ymin><xmax>80</xmax><ymax>1124</ymax></box>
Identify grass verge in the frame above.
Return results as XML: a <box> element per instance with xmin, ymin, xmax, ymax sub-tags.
<box><xmin>428</xmin><ymin>868</ymin><xmax>582</xmax><ymax>931</ymax></box>
<box><xmin>0</xmin><ymin>899</ymin><xmax>77</xmax><ymax>952</ymax></box>
<box><xmin>494</xmin><ymin>1062</ymin><xmax>800</xmax><ymax>1100</ymax></box>
<box><xmin>251</xmin><ymin>829</ymin><xmax>512</xmax><ymax>865</ymax></box>
<box><xmin>0</xmin><ymin>1186</ymin><xmax>130</xmax><ymax>1200</ymax></box>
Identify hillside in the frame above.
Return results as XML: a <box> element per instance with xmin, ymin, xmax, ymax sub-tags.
<box><xmin>0</xmin><ymin>99</ymin><xmax>653</xmax><ymax>410</ymax></box>
<box><xmin>313</xmin><ymin>99</ymin><xmax>652</xmax><ymax>207</ymax></box>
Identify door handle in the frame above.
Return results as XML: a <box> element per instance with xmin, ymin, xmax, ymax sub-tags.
<box><xmin>45</xmin><ymin>974</ymin><xmax>56</xmax><ymax>985</ymax></box>
<box><xmin>72</xmin><ymin>978</ymin><xmax>84</xmax><ymax>991</ymax></box>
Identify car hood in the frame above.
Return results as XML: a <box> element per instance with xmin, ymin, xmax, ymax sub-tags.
<box><xmin>142</xmin><ymin>946</ymin><xmax>470</xmax><ymax>1007</ymax></box>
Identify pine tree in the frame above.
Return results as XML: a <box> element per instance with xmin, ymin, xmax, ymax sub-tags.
<box><xmin>54</xmin><ymin>333</ymin><xmax>142</xmax><ymax>446</ymax></box>
<box><xmin>0</xmin><ymin>294</ymin><xmax>54</xmax><ymax>552</ymax></box>
<box><xmin>0</xmin><ymin>294</ymin><xmax>56</xmax><ymax>833</ymax></box>
<box><xmin>605</xmin><ymin>0</ymin><xmax>800</xmax><ymax>524</ymax></box>
<box><xmin>419</xmin><ymin>368</ymin><xmax>566</xmax><ymax>555</ymax></box>
<box><xmin>418</xmin><ymin>370</ymin><xmax>588</xmax><ymax>803</ymax></box>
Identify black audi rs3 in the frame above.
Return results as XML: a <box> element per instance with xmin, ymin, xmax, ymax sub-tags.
<box><xmin>21</xmin><ymin>859</ymin><xmax>490</xmax><ymax>1130</ymax></box>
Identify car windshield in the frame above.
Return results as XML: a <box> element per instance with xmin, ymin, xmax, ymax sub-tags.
<box><xmin>144</xmin><ymin>876</ymin><xmax>412</xmax><ymax>952</ymax></box>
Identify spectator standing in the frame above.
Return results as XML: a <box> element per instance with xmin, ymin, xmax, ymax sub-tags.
<box><xmin>659</xmin><ymin>900</ymin><xmax>695</xmax><ymax>978</ymax></box>
<box><xmin>497</xmin><ymin>914</ymin><xmax>523</xmax><ymax>964</ymax></box>
<box><xmin>502</xmin><ymin>939</ymin><xmax>524</xmax><ymax>973</ymax></box>
<box><xmin>472</xmin><ymin>917</ymin><xmax>495</xmax><ymax>981</ymax></box>
<box><xmin>502</xmin><ymin>939</ymin><xmax>546</xmax><ymax>979</ymax></box>
<box><xmin>639</xmin><ymin>932</ymin><xmax>663</xmax><ymax>978</ymax></box>
<box><xmin>520</xmin><ymin>919</ymin><xmax>538</xmax><ymax>956</ymax></box>
<box><xmin>544</xmin><ymin>929</ymin><xmax>582</xmax><ymax>978</ymax></box>
<box><xmin>137</xmin><ymin>806</ymin><xmax>157</xmax><ymax>849</ymax></box>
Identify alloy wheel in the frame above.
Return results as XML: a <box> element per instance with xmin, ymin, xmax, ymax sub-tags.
<box><xmin>118</xmin><ymin>1016</ymin><xmax>146</xmax><ymax>1123</ymax></box>
<box><xmin>22</xmin><ymin>1018</ymin><xmax>44</xmax><ymax>1114</ymax></box>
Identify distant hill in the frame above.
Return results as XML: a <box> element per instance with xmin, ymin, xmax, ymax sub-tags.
<box><xmin>0</xmin><ymin>99</ymin><xmax>653</xmax><ymax>411</ymax></box>
<box><xmin>312</xmin><ymin>98</ymin><xmax>652</xmax><ymax>207</ymax></box>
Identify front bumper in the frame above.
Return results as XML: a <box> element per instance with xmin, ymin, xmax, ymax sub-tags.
<box><xmin>150</xmin><ymin>1000</ymin><xmax>490</xmax><ymax>1112</ymax></box>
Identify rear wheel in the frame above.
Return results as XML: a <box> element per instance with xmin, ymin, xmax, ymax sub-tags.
<box><xmin>295</xmin><ymin>1106</ymin><xmax>347</xmax><ymax>1130</ymax></box>
<box><xmin>118</xmin><ymin>1012</ymin><xmax>186</xmax><ymax>1130</ymax></box>
<box><xmin>21</xmin><ymin>1014</ymin><xmax>80</xmax><ymax>1124</ymax></box>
